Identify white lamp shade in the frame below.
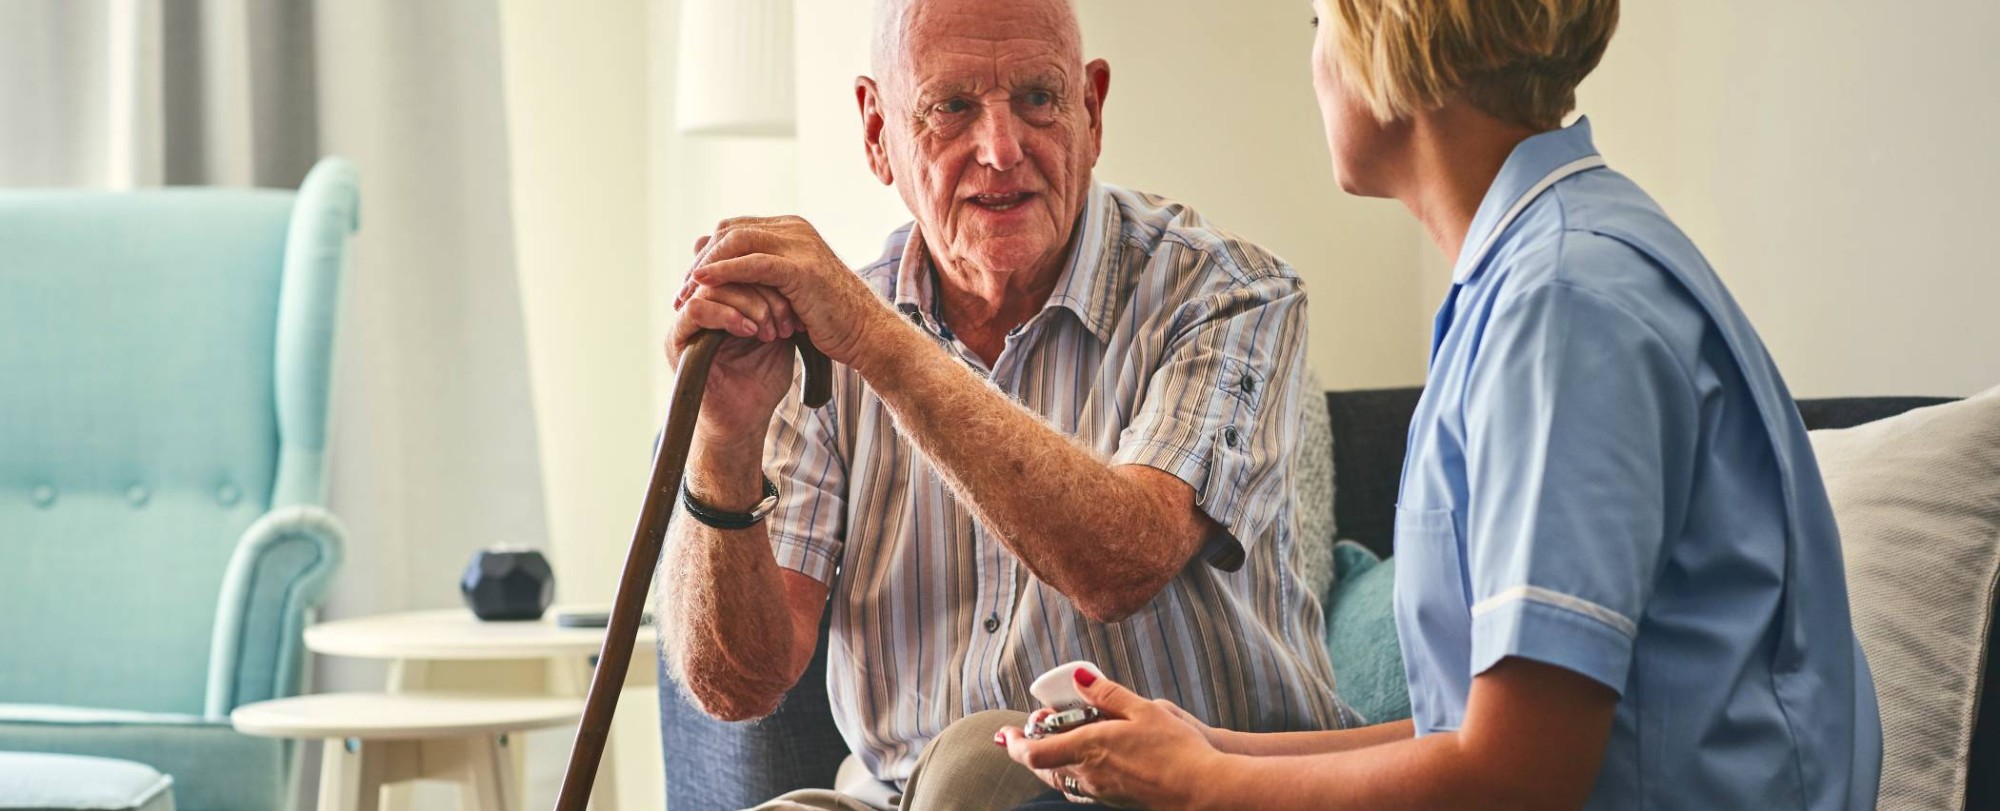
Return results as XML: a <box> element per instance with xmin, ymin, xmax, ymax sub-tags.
<box><xmin>674</xmin><ymin>0</ymin><xmax>796</xmax><ymax>137</ymax></box>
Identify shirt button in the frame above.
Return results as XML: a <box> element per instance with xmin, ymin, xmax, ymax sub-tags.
<box><xmin>1221</xmin><ymin>426</ymin><xmax>1241</xmax><ymax>449</ymax></box>
<box><xmin>30</xmin><ymin>485</ymin><xmax>56</xmax><ymax>508</ymax></box>
<box><xmin>1239</xmin><ymin>374</ymin><xmax>1257</xmax><ymax>394</ymax></box>
<box><xmin>982</xmin><ymin>614</ymin><xmax>1001</xmax><ymax>634</ymax></box>
<box><xmin>217</xmin><ymin>483</ymin><xmax>241</xmax><ymax>507</ymax></box>
<box><xmin>126</xmin><ymin>485</ymin><xmax>150</xmax><ymax>507</ymax></box>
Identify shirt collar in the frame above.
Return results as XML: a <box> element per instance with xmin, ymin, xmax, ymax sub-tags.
<box><xmin>1042</xmin><ymin>180</ymin><xmax>1122</xmax><ymax>342</ymax></box>
<box><xmin>1452</xmin><ymin>116</ymin><xmax>1604</xmax><ymax>284</ymax></box>
<box><xmin>892</xmin><ymin>181</ymin><xmax>1123</xmax><ymax>343</ymax></box>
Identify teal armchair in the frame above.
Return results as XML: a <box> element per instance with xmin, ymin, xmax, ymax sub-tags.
<box><xmin>0</xmin><ymin>159</ymin><xmax>359</xmax><ymax>811</ymax></box>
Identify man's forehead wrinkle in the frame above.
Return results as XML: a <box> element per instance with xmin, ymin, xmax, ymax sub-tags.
<box><xmin>893</xmin><ymin>1</ymin><xmax>1082</xmax><ymax>62</ymax></box>
<box><xmin>874</xmin><ymin>0</ymin><xmax>1085</xmax><ymax>109</ymax></box>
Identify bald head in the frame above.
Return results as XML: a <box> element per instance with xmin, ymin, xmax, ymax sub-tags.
<box><xmin>855</xmin><ymin>0</ymin><xmax>1109</xmax><ymax>285</ymax></box>
<box><xmin>870</xmin><ymin>0</ymin><xmax>1084</xmax><ymax>89</ymax></box>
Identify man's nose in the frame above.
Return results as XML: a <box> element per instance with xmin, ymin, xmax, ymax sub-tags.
<box><xmin>972</xmin><ymin>107</ymin><xmax>1025</xmax><ymax>172</ymax></box>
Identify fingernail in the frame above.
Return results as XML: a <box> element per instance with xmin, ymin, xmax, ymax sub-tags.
<box><xmin>993</xmin><ymin>731</ymin><xmax>1006</xmax><ymax>747</ymax></box>
<box><xmin>1074</xmin><ymin>668</ymin><xmax>1097</xmax><ymax>688</ymax></box>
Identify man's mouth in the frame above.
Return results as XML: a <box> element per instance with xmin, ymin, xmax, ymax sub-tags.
<box><xmin>968</xmin><ymin>191</ymin><xmax>1033</xmax><ymax>212</ymax></box>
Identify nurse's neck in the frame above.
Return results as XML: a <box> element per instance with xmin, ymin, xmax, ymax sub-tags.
<box><xmin>1393</xmin><ymin>101</ymin><xmax>1544</xmax><ymax>266</ymax></box>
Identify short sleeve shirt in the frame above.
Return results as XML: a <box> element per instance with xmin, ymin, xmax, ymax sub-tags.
<box><xmin>761</xmin><ymin>182</ymin><xmax>1351</xmax><ymax>783</ymax></box>
<box><xmin>1394</xmin><ymin>119</ymin><xmax>1882</xmax><ymax>810</ymax></box>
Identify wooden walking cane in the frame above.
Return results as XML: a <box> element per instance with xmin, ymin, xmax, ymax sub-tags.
<box><xmin>555</xmin><ymin>330</ymin><xmax>834</xmax><ymax>810</ymax></box>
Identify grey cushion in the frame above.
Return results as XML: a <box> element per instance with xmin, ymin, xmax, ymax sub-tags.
<box><xmin>1294</xmin><ymin>369</ymin><xmax>1337</xmax><ymax>600</ymax></box>
<box><xmin>0</xmin><ymin>752</ymin><xmax>174</xmax><ymax>811</ymax></box>
<box><xmin>1813</xmin><ymin>386</ymin><xmax>2000</xmax><ymax>811</ymax></box>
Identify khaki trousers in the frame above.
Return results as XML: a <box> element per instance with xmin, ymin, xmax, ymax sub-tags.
<box><xmin>745</xmin><ymin>710</ymin><xmax>1045</xmax><ymax>811</ymax></box>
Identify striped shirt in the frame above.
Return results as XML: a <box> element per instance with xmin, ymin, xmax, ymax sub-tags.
<box><xmin>764</xmin><ymin>181</ymin><xmax>1348</xmax><ymax>784</ymax></box>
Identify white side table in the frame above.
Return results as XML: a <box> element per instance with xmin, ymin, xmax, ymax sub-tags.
<box><xmin>306</xmin><ymin>609</ymin><xmax>659</xmax><ymax>810</ymax></box>
<box><xmin>233</xmin><ymin>692</ymin><xmax>582</xmax><ymax>811</ymax></box>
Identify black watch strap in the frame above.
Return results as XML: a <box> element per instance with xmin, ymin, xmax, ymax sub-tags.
<box><xmin>681</xmin><ymin>477</ymin><xmax>780</xmax><ymax>530</ymax></box>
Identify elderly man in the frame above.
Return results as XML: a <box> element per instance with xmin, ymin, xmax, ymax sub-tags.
<box><xmin>659</xmin><ymin>1</ymin><xmax>1348</xmax><ymax>808</ymax></box>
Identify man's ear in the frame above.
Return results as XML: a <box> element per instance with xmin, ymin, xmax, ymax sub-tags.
<box><xmin>1083</xmin><ymin>59</ymin><xmax>1112</xmax><ymax>156</ymax></box>
<box><xmin>857</xmin><ymin>76</ymin><xmax>895</xmax><ymax>186</ymax></box>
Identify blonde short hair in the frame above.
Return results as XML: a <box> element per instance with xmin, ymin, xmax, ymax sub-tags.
<box><xmin>1326</xmin><ymin>0</ymin><xmax>1619</xmax><ymax>130</ymax></box>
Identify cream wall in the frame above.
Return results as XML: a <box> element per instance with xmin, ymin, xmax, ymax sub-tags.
<box><xmin>1416</xmin><ymin>0</ymin><xmax>2000</xmax><ymax>397</ymax></box>
<box><xmin>496</xmin><ymin>1</ymin><xmax>664</xmax><ymax>808</ymax></box>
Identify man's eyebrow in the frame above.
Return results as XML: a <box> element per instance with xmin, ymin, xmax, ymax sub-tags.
<box><xmin>1012</xmin><ymin>68</ymin><xmax>1069</xmax><ymax>89</ymax></box>
<box><xmin>913</xmin><ymin>78</ymin><xmax>979</xmax><ymax>102</ymax></box>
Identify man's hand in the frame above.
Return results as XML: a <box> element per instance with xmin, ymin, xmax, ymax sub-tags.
<box><xmin>669</xmin><ymin>275</ymin><xmax>801</xmax><ymax>447</ymax></box>
<box><xmin>682</xmin><ymin>215</ymin><xmax>895</xmax><ymax>372</ymax></box>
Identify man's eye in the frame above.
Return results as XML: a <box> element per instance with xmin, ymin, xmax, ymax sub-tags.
<box><xmin>936</xmin><ymin>99</ymin><xmax>971</xmax><ymax>115</ymax></box>
<box><xmin>1023</xmin><ymin>90</ymin><xmax>1053</xmax><ymax>107</ymax></box>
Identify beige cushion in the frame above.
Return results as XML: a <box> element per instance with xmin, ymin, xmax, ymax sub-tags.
<box><xmin>1294</xmin><ymin>369</ymin><xmax>1337</xmax><ymax>600</ymax></box>
<box><xmin>1813</xmin><ymin>386</ymin><xmax>2000</xmax><ymax>811</ymax></box>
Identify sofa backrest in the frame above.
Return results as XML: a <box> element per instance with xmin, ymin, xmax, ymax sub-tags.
<box><xmin>0</xmin><ymin>191</ymin><xmax>304</xmax><ymax>716</ymax></box>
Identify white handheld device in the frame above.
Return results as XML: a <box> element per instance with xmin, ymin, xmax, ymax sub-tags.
<box><xmin>1024</xmin><ymin>661</ymin><xmax>1106</xmax><ymax>738</ymax></box>
<box><xmin>1030</xmin><ymin>660</ymin><xmax>1105</xmax><ymax>711</ymax></box>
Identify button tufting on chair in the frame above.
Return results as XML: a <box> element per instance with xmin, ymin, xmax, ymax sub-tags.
<box><xmin>0</xmin><ymin>155</ymin><xmax>357</xmax><ymax>811</ymax></box>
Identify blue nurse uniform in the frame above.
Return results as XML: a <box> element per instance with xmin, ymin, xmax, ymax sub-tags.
<box><xmin>1392</xmin><ymin>117</ymin><xmax>1882</xmax><ymax>810</ymax></box>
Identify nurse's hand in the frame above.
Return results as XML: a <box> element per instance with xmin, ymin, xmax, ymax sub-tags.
<box><xmin>1000</xmin><ymin>671</ymin><xmax>1223</xmax><ymax>809</ymax></box>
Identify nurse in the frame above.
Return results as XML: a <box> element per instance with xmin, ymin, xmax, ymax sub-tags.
<box><xmin>1000</xmin><ymin>1</ymin><xmax>1883</xmax><ymax>809</ymax></box>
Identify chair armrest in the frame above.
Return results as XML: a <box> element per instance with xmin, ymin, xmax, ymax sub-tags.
<box><xmin>661</xmin><ymin>603</ymin><xmax>848</xmax><ymax>809</ymax></box>
<box><xmin>202</xmin><ymin>506</ymin><xmax>346</xmax><ymax>718</ymax></box>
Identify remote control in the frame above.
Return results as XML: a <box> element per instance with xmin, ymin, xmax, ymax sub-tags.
<box><xmin>1030</xmin><ymin>660</ymin><xmax>1105</xmax><ymax>711</ymax></box>
<box><xmin>1023</xmin><ymin>661</ymin><xmax>1106</xmax><ymax>738</ymax></box>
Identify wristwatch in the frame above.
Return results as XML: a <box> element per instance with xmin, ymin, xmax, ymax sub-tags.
<box><xmin>680</xmin><ymin>477</ymin><xmax>780</xmax><ymax>530</ymax></box>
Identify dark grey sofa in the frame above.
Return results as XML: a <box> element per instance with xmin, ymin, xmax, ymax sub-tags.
<box><xmin>660</xmin><ymin>389</ymin><xmax>1989</xmax><ymax>810</ymax></box>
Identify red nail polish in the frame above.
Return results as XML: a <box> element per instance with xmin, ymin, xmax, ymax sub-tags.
<box><xmin>1074</xmin><ymin>668</ymin><xmax>1097</xmax><ymax>688</ymax></box>
<box><xmin>993</xmin><ymin>731</ymin><xmax>1007</xmax><ymax>746</ymax></box>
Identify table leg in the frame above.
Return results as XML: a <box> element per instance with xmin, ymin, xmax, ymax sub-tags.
<box><xmin>319</xmin><ymin>737</ymin><xmax>385</xmax><ymax>811</ymax></box>
<box><xmin>558</xmin><ymin>656</ymin><xmax>622</xmax><ymax>811</ymax></box>
<box><xmin>383</xmin><ymin>659</ymin><xmax>547</xmax><ymax>809</ymax></box>
<box><xmin>379</xmin><ymin>661</ymin><xmax>432</xmax><ymax>811</ymax></box>
<box><xmin>459</xmin><ymin>734</ymin><xmax>521</xmax><ymax>811</ymax></box>
<box><xmin>386</xmin><ymin>659</ymin><xmax>432</xmax><ymax>694</ymax></box>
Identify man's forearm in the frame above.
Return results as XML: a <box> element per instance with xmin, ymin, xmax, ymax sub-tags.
<box><xmin>850</xmin><ymin>315</ymin><xmax>1205</xmax><ymax>623</ymax></box>
<box><xmin>658</xmin><ymin>437</ymin><xmax>806</xmax><ymax>720</ymax></box>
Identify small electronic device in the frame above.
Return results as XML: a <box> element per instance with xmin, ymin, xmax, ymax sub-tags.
<box><xmin>554</xmin><ymin>608</ymin><xmax>654</xmax><ymax>628</ymax></box>
<box><xmin>1024</xmin><ymin>661</ymin><xmax>1106</xmax><ymax>738</ymax></box>
<box><xmin>1026</xmin><ymin>706</ymin><xmax>1101</xmax><ymax>738</ymax></box>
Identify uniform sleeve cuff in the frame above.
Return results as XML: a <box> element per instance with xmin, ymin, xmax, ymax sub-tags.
<box><xmin>1470</xmin><ymin>590</ymin><xmax>1636</xmax><ymax>696</ymax></box>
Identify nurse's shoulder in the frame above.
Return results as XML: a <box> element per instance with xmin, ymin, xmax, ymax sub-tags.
<box><xmin>1489</xmin><ymin>171</ymin><xmax>1715</xmax><ymax>370</ymax></box>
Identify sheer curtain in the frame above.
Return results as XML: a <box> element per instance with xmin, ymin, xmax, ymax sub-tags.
<box><xmin>0</xmin><ymin>0</ymin><xmax>553</xmax><ymax>799</ymax></box>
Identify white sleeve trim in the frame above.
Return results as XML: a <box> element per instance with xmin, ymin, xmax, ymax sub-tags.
<box><xmin>1472</xmin><ymin>585</ymin><xmax>1638</xmax><ymax>638</ymax></box>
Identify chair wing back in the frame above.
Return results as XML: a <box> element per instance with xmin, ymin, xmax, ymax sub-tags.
<box><xmin>0</xmin><ymin>160</ymin><xmax>358</xmax><ymax>716</ymax></box>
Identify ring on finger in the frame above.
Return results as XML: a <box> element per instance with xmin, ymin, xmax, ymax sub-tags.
<box><xmin>1061</xmin><ymin>774</ymin><xmax>1095</xmax><ymax>802</ymax></box>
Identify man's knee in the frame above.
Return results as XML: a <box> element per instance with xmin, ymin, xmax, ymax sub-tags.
<box><xmin>933</xmin><ymin>709</ymin><xmax>1031</xmax><ymax>750</ymax></box>
<box><xmin>903</xmin><ymin>709</ymin><xmax>1043</xmax><ymax>811</ymax></box>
